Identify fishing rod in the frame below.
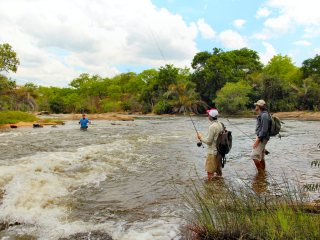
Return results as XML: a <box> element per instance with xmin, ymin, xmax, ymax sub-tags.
<box><xmin>226</xmin><ymin>118</ymin><xmax>253</xmax><ymax>140</ymax></box>
<box><xmin>226</xmin><ymin>118</ymin><xmax>270</xmax><ymax>155</ymax></box>
<box><xmin>189</xmin><ymin>113</ymin><xmax>204</xmax><ymax>148</ymax></box>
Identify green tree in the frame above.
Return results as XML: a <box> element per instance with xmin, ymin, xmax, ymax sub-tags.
<box><xmin>158</xmin><ymin>64</ymin><xmax>179</xmax><ymax>92</ymax></box>
<box><xmin>250</xmin><ymin>55</ymin><xmax>302</xmax><ymax>111</ymax></box>
<box><xmin>215</xmin><ymin>81</ymin><xmax>252</xmax><ymax>114</ymax></box>
<box><xmin>291</xmin><ymin>76</ymin><xmax>320</xmax><ymax>110</ymax></box>
<box><xmin>263</xmin><ymin>55</ymin><xmax>301</xmax><ymax>85</ymax></box>
<box><xmin>191</xmin><ymin>48</ymin><xmax>262</xmax><ymax>105</ymax></box>
<box><xmin>301</xmin><ymin>54</ymin><xmax>320</xmax><ymax>78</ymax></box>
<box><xmin>0</xmin><ymin>43</ymin><xmax>20</xmax><ymax>73</ymax></box>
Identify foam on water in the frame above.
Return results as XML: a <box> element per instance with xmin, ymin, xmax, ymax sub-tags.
<box><xmin>111</xmin><ymin>219</ymin><xmax>182</xmax><ymax>240</ymax></box>
<box><xmin>0</xmin><ymin>138</ymin><xmax>155</xmax><ymax>239</ymax></box>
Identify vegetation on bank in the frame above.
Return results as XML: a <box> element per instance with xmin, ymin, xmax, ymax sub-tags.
<box><xmin>1</xmin><ymin>43</ymin><xmax>320</xmax><ymax>115</ymax></box>
<box><xmin>0</xmin><ymin>111</ymin><xmax>38</xmax><ymax>125</ymax></box>
<box><xmin>184</xmin><ymin>178</ymin><xmax>320</xmax><ymax>240</ymax></box>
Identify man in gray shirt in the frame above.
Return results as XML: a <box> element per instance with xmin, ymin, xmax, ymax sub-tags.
<box><xmin>251</xmin><ymin>99</ymin><xmax>271</xmax><ymax>172</ymax></box>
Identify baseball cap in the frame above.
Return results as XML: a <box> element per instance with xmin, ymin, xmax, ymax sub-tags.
<box><xmin>254</xmin><ymin>99</ymin><xmax>266</xmax><ymax>107</ymax></box>
<box><xmin>206</xmin><ymin>108</ymin><xmax>219</xmax><ymax>118</ymax></box>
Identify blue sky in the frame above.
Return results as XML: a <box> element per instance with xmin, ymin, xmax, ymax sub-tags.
<box><xmin>1</xmin><ymin>0</ymin><xmax>320</xmax><ymax>86</ymax></box>
<box><xmin>151</xmin><ymin>0</ymin><xmax>320</xmax><ymax>64</ymax></box>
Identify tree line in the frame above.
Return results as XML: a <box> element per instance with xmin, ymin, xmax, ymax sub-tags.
<box><xmin>1</xmin><ymin>43</ymin><xmax>320</xmax><ymax>114</ymax></box>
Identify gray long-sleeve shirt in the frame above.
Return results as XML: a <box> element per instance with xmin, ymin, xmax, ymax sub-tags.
<box><xmin>255</xmin><ymin>110</ymin><xmax>270</xmax><ymax>141</ymax></box>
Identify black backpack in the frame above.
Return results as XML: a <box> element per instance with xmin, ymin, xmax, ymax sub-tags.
<box><xmin>216</xmin><ymin>122</ymin><xmax>232</xmax><ymax>168</ymax></box>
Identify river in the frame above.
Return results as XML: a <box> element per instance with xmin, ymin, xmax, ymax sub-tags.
<box><xmin>0</xmin><ymin>116</ymin><xmax>319</xmax><ymax>240</ymax></box>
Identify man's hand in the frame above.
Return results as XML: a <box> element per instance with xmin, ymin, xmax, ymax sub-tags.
<box><xmin>197</xmin><ymin>133</ymin><xmax>202</xmax><ymax>140</ymax></box>
<box><xmin>253</xmin><ymin>138</ymin><xmax>260</xmax><ymax>149</ymax></box>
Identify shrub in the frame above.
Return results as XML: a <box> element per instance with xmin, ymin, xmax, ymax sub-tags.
<box><xmin>0</xmin><ymin>111</ymin><xmax>38</xmax><ymax>124</ymax></box>
<box><xmin>101</xmin><ymin>100</ymin><xmax>122</xmax><ymax>112</ymax></box>
<box><xmin>215</xmin><ymin>81</ymin><xmax>252</xmax><ymax>114</ymax></box>
<box><xmin>153</xmin><ymin>100</ymin><xmax>173</xmax><ymax>114</ymax></box>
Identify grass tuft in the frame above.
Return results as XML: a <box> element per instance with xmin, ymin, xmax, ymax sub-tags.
<box><xmin>184</xmin><ymin>176</ymin><xmax>320</xmax><ymax>240</ymax></box>
<box><xmin>0</xmin><ymin>111</ymin><xmax>38</xmax><ymax>125</ymax></box>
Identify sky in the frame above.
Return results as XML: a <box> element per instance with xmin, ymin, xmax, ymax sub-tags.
<box><xmin>1</xmin><ymin>0</ymin><xmax>320</xmax><ymax>87</ymax></box>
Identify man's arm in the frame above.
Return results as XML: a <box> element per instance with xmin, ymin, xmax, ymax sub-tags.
<box><xmin>199</xmin><ymin>125</ymin><xmax>215</xmax><ymax>145</ymax></box>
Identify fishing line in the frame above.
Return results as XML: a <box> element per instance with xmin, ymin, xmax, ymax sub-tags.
<box><xmin>188</xmin><ymin>113</ymin><xmax>204</xmax><ymax>148</ymax></box>
<box><xmin>147</xmin><ymin>24</ymin><xmax>167</xmax><ymax>64</ymax></box>
<box><xmin>226</xmin><ymin>118</ymin><xmax>254</xmax><ymax>141</ymax></box>
<box><xmin>226</xmin><ymin>118</ymin><xmax>270</xmax><ymax>155</ymax></box>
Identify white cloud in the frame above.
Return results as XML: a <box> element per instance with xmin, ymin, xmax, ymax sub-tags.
<box><xmin>196</xmin><ymin>18</ymin><xmax>216</xmax><ymax>40</ymax></box>
<box><xmin>267</xmin><ymin>0</ymin><xmax>320</xmax><ymax>26</ymax></box>
<box><xmin>219</xmin><ymin>30</ymin><xmax>247</xmax><ymax>49</ymax></box>
<box><xmin>259</xmin><ymin>0</ymin><xmax>320</xmax><ymax>39</ymax></box>
<box><xmin>314</xmin><ymin>48</ymin><xmax>320</xmax><ymax>55</ymax></box>
<box><xmin>233</xmin><ymin>19</ymin><xmax>246</xmax><ymax>29</ymax></box>
<box><xmin>0</xmin><ymin>0</ymin><xmax>199</xmax><ymax>86</ymax></box>
<box><xmin>293</xmin><ymin>40</ymin><xmax>311</xmax><ymax>46</ymax></box>
<box><xmin>259</xmin><ymin>42</ymin><xmax>277</xmax><ymax>64</ymax></box>
<box><xmin>256</xmin><ymin>7</ymin><xmax>271</xmax><ymax>18</ymax></box>
<box><xmin>264</xmin><ymin>15</ymin><xmax>292</xmax><ymax>34</ymax></box>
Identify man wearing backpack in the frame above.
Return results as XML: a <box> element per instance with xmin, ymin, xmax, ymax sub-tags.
<box><xmin>251</xmin><ymin>99</ymin><xmax>271</xmax><ymax>172</ymax></box>
<box><xmin>197</xmin><ymin>108</ymin><xmax>224</xmax><ymax>180</ymax></box>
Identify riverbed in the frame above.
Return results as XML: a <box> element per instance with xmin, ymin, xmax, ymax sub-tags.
<box><xmin>0</xmin><ymin>116</ymin><xmax>319</xmax><ymax>239</ymax></box>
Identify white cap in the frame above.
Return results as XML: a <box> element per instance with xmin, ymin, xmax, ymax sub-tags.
<box><xmin>206</xmin><ymin>109</ymin><xmax>219</xmax><ymax>118</ymax></box>
<box><xmin>254</xmin><ymin>99</ymin><xmax>266</xmax><ymax>107</ymax></box>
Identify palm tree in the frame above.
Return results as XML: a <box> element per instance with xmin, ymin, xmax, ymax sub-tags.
<box><xmin>164</xmin><ymin>79</ymin><xmax>208</xmax><ymax>114</ymax></box>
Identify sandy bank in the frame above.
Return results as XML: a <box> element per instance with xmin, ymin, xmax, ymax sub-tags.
<box><xmin>0</xmin><ymin>120</ymin><xmax>64</xmax><ymax>129</ymax></box>
<box><xmin>49</xmin><ymin>113</ymin><xmax>135</xmax><ymax>121</ymax></box>
<box><xmin>273</xmin><ymin>111</ymin><xmax>320</xmax><ymax>121</ymax></box>
<box><xmin>0</xmin><ymin>113</ymin><xmax>135</xmax><ymax>129</ymax></box>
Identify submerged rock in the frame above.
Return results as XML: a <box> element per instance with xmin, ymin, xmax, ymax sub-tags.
<box><xmin>0</xmin><ymin>221</ymin><xmax>21</xmax><ymax>231</ymax></box>
<box><xmin>59</xmin><ymin>231</ymin><xmax>113</xmax><ymax>240</ymax></box>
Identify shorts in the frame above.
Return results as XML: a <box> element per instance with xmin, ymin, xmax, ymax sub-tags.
<box><xmin>205</xmin><ymin>154</ymin><xmax>222</xmax><ymax>175</ymax></box>
<box><xmin>251</xmin><ymin>139</ymin><xmax>268</xmax><ymax>160</ymax></box>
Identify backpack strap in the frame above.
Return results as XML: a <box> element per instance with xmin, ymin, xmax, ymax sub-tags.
<box><xmin>217</xmin><ymin>121</ymin><xmax>227</xmax><ymax>168</ymax></box>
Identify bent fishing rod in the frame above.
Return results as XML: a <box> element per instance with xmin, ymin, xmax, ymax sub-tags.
<box><xmin>188</xmin><ymin>113</ymin><xmax>204</xmax><ymax>148</ymax></box>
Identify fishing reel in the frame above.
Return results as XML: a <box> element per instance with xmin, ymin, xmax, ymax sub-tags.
<box><xmin>197</xmin><ymin>141</ymin><xmax>203</xmax><ymax>147</ymax></box>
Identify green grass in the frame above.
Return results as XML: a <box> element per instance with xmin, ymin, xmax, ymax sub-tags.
<box><xmin>0</xmin><ymin>111</ymin><xmax>38</xmax><ymax>125</ymax></box>
<box><xmin>184</xmin><ymin>176</ymin><xmax>320</xmax><ymax>240</ymax></box>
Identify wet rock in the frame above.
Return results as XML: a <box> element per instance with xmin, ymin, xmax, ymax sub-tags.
<box><xmin>0</xmin><ymin>221</ymin><xmax>21</xmax><ymax>231</ymax></box>
<box><xmin>38</xmin><ymin>111</ymin><xmax>50</xmax><ymax>115</ymax></box>
<box><xmin>59</xmin><ymin>231</ymin><xmax>113</xmax><ymax>240</ymax></box>
<box><xmin>33</xmin><ymin>123</ymin><xmax>43</xmax><ymax>128</ymax></box>
<box><xmin>10</xmin><ymin>124</ymin><xmax>18</xmax><ymax>128</ymax></box>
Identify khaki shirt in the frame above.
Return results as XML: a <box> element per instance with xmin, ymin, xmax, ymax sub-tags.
<box><xmin>201</xmin><ymin>120</ymin><xmax>223</xmax><ymax>155</ymax></box>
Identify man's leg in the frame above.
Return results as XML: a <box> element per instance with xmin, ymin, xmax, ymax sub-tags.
<box><xmin>205</xmin><ymin>155</ymin><xmax>215</xmax><ymax>181</ymax></box>
<box><xmin>259</xmin><ymin>141</ymin><xmax>267</xmax><ymax>170</ymax></box>
<box><xmin>253</xmin><ymin>159</ymin><xmax>262</xmax><ymax>170</ymax></box>
<box><xmin>260</xmin><ymin>159</ymin><xmax>265</xmax><ymax>170</ymax></box>
<box><xmin>215</xmin><ymin>154</ymin><xmax>222</xmax><ymax>176</ymax></box>
<box><xmin>251</xmin><ymin>140</ymin><xmax>267</xmax><ymax>172</ymax></box>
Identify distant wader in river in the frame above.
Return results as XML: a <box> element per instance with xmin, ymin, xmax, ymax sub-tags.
<box><xmin>79</xmin><ymin>114</ymin><xmax>91</xmax><ymax>130</ymax></box>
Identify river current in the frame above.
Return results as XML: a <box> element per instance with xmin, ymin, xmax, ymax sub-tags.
<box><xmin>0</xmin><ymin>116</ymin><xmax>319</xmax><ymax>239</ymax></box>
